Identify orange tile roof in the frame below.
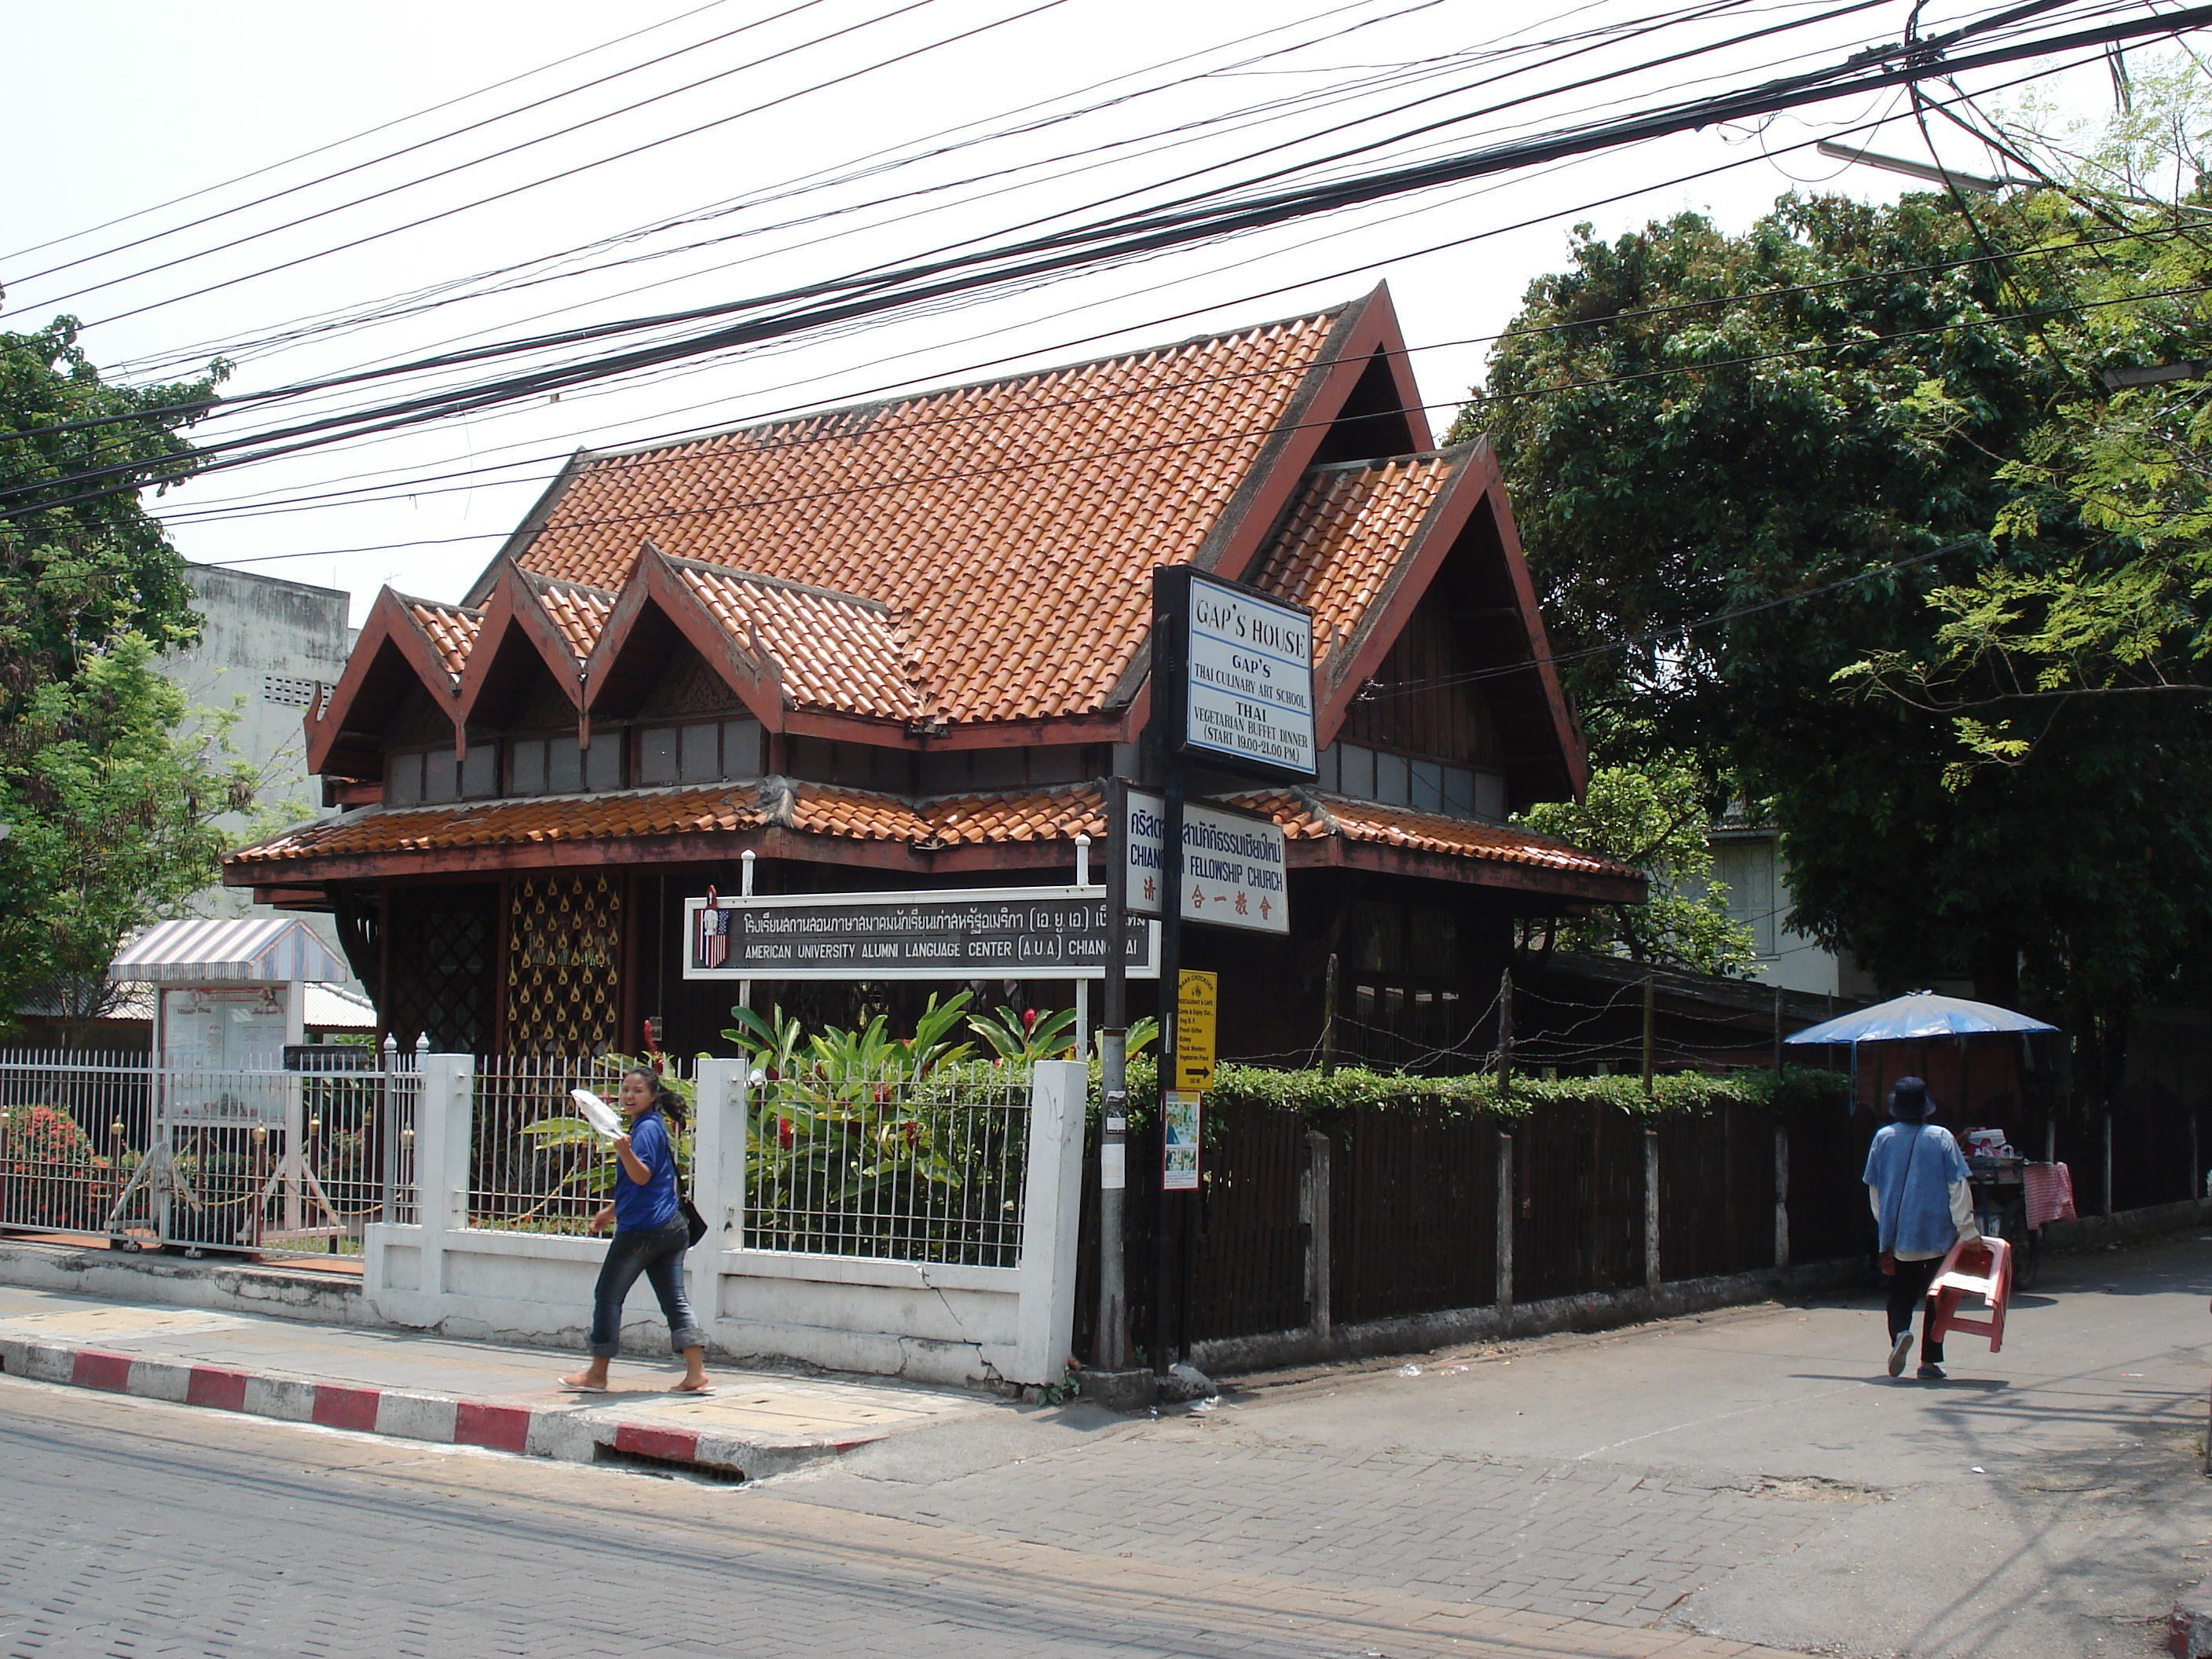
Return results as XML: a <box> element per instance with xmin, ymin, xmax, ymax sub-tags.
<box><xmin>670</xmin><ymin>557</ymin><xmax>928</xmax><ymax>722</ymax></box>
<box><xmin>230</xmin><ymin>782</ymin><xmax>1106</xmax><ymax>863</ymax></box>
<box><xmin>509</xmin><ymin>309</ymin><xmax>1348</xmax><ymax>726</ymax></box>
<box><xmin>526</xmin><ymin>574</ymin><xmax>614</xmax><ymax>664</ymax></box>
<box><xmin>406</xmin><ymin>599</ymin><xmax>482</xmax><ymax>683</ymax></box>
<box><xmin>1227</xmin><ymin>788</ymin><xmax>1639</xmax><ymax>881</ymax></box>
<box><xmin>233</xmin><ymin>777</ymin><xmax>1626</xmax><ymax>890</ymax></box>
<box><xmin>1250</xmin><ymin>453</ymin><xmax>1460</xmax><ymax>676</ymax></box>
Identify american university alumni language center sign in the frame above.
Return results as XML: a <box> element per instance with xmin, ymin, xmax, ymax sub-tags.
<box><xmin>1123</xmin><ymin>792</ymin><xmax>1290</xmax><ymax>936</ymax></box>
<box><xmin>682</xmin><ymin>887</ymin><xmax>1161</xmax><ymax>981</ymax></box>
<box><xmin>1161</xmin><ymin>568</ymin><xmax>1317</xmax><ymax>781</ymax></box>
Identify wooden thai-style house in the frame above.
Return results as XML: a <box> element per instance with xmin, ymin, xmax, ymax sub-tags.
<box><xmin>225</xmin><ymin>285</ymin><xmax>1643</xmax><ymax>1061</ymax></box>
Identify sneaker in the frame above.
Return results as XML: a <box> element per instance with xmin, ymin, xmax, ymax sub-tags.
<box><xmin>1917</xmin><ymin>1363</ymin><xmax>1946</xmax><ymax>1380</ymax></box>
<box><xmin>1888</xmin><ymin>1331</ymin><xmax>1914</xmax><ymax>1376</ymax></box>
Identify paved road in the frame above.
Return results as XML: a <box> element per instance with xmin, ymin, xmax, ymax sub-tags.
<box><xmin>2</xmin><ymin>1233</ymin><xmax>2205</xmax><ymax>1657</ymax></box>
<box><xmin>772</xmin><ymin>1233</ymin><xmax>2212</xmax><ymax>1658</ymax></box>
<box><xmin>0</xmin><ymin>1382</ymin><xmax>1793</xmax><ymax>1659</ymax></box>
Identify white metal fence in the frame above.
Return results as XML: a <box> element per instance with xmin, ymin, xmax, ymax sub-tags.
<box><xmin>468</xmin><ymin>1056</ymin><xmax>693</xmax><ymax>1234</ymax></box>
<box><xmin>745</xmin><ymin>1063</ymin><xmax>1031</xmax><ymax>1267</ymax></box>
<box><xmin>0</xmin><ymin>1041</ymin><xmax>419</xmax><ymax>1257</ymax></box>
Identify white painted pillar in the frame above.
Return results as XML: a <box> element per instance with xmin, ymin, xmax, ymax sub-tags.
<box><xmin>411</xmin><ymin>1054</ymin><xmax>473</xmax><ymax>1296</ymax></box>
<box><xmin>1013</xmin><ymin>1059</ymin><xmax>1087</xmax><ymax>1387</ymax></box>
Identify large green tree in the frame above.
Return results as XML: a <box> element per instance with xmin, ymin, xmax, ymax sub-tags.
<box><xmin>0</xmin><ymin>318</ymin><xmax>251</xmax><ymax>1034</ymax></box>
<box><xmin>1461</xmin><ymin>126</ymin><xmax>2212</xmax><ymax>1100</ymax></box>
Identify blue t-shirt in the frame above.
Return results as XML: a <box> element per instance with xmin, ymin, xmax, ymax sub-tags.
<box><xmin>1863</xmin><ymin>1121</ymin><xmax>1968</xmax><ymax>1255</ymax></box>
<box><xmin>612</xmin><ymin>1111</ymin><xmax>679</xmax><ymax>1232</ymax></box>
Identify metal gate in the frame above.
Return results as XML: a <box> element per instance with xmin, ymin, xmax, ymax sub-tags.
<box><xmin>0</xmin><ymin>1042</ymin><xmax>417</xmax><ymax>1258</ymax></box>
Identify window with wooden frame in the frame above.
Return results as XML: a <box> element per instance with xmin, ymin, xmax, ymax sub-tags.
<box><xmin>632</xmin><ymin>716</ymin><xmax>764</xmax><ymax>788</ymax></box>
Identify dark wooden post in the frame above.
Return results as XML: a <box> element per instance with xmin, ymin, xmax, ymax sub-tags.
<box><xmin>1644</xmin><ymin>1128</ymin><xmax>1661</xmax><ymax>1290</ymax></box>
<box><xmin>1496</xmin><ymin>1132</ymin><xmax>1514</xmax><ymax>1315</ymax></box>
<box><xmin>1303</xmin><ymin>1129</ymin><xmax>1331</xmax><ymax>1337</ymax></box>
<box><xmin>1641</xmin><ymin>973</ymin><xmax>1656</xmax><ymax>1097</ymax></box>
<box><xmin>1774</xmin><ymin>1122</ymin><xmax>1790</xmax><ymax>1269</ymax></box>
<box><xmin>1497</xmin><ymin>967</ymin><xmax>1514</xmax><ymax>1103</ymax></box>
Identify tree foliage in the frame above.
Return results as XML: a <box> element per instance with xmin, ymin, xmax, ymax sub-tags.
<box><xmin>1459</xmin><ymin>101</ymin><xmax>2212</xmax><ymax>1097</ymax></box>
<box><xmin>0</xmin><ymin>319</ymin><xmax>249</xmax><ymax>1032</ymax></box>
<box><xmin>1518</xmin><ymin>757</ymin><xmax>1755</xmax><ymax>975</ymax></box>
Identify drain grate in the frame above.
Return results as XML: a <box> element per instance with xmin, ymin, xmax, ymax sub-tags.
<box><xmin>591</xmin><ymin>1444</ymin><xmax>745</xmax><ymax>1483</ymax></box>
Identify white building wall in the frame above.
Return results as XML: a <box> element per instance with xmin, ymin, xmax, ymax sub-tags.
<box><xmin>1710</xmin><ymin>830</ymin><xmax>1844</xmax><ymax>998</ymax></box>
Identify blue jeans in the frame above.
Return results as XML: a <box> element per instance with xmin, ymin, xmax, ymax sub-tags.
<box><xmin>588</xmin><ymin>1216</ymin><xmax>703</xmax><ymax>1358</ymax></box>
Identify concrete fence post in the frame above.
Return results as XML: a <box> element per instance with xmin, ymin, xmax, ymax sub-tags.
<box><xmin>1496</xmin><ymin>1133</ymin><xmax>1514</xmax><ymax>1315</ymax></box>
<box><xmin>1774</xmin><ymin>1123</ymin><xmax>1791</xmax><ymax>1269</ymax></box>
<box><xmin>691</xmin><ymin>1059</ymin><xmax>746</xmax><ymax>1254</ymax></box>
<box><xmin>411</xmin><ymin>1054</ymin><xmax>473</xmax><ymax>1297</ymax></box>
<box><xmin>1303</xmin><ymin>1130</ymin><xmax>1331</xmax><ymax>1338</ymax></box>
<box><xmin>1644</xmin><ymin>1128</ymin><xmax>1661</xmax><ymax>1291</ymax></box>
<box><xmin>1013</xmin><ymin>1060</ymin><xmax>1086</xmax><ymax>1388</ymax></box>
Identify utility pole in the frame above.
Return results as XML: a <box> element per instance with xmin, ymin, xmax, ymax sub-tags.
<box><xmin>1095</xmin><ymin>780</ymin><xmax>1130</xmax><ymax>1373</ymax></box>
<box><xmin>1641</xmin><ymin>973</ymin><xmax>1656</xmax><ymax>1097</ymax></box>
<box><xmin>1497</xmin><ymin>967</ymin><xmax>1514</xmax><ymax>1103</ymax></box>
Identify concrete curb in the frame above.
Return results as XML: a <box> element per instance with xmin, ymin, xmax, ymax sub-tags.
<box><xmin>0</xmin><ymin>1333</ymin><xmax>861</xmax><ymax>1481</ymax></box>
<box><xmin>2174</xmin><ymin>1579</ymin><xmax>2212</xmax><ymax>1658</ymax></box>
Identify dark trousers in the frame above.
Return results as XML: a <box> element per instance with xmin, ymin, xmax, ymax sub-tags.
<box><xmin>588</xmin><ymin>1216</ymin><xmax>704</xmax><ymax>1359</ymax></box>
<box><xmin>1886</xmin><ymin>1254</ymin><xmax>1946</xmax><ymax>1365</ymax></box>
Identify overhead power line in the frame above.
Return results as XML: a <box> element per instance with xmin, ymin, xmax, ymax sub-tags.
<box><xmin>9</xmin><ymin>0</ymin><xmax>2203</xmax><ymax>518</ymax></box>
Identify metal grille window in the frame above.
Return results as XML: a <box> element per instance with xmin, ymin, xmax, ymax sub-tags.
<box><xmin>503</xmin><ymin>873</ymin><xmax>622</xmax><ymax>1054</ymax></box>
<box><xmin>745</xmin><ymin>1064</ymin><xmax>1028</xmax><ymax>1267</ymax></box>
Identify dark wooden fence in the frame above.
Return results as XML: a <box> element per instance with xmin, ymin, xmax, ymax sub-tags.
<box><xmin>1071</xmin><ymin>1088</ymin><xmax>2203</xmax><ymax>1369</ymax></box>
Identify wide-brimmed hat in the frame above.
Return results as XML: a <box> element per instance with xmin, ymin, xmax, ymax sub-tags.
<box><xmin>1888</xmin><ymin>1076</ymin><xmax>1935</xmax><ymax>1120</ymax></box>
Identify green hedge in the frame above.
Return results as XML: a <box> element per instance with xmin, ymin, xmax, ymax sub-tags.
<box><xmin>1097</xmin><ymin>1057</ymin><xmax>1850</xmax><ymax>1126</ymax></box>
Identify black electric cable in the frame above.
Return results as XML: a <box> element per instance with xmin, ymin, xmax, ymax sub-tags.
<box><xmin>12</xmin><ymin>6</ymin><xmax>2196</xmax><ymax>514</ymax></box>
<box><xmin>23</xmin><ymin>0</ymin><xmax>2163</xmax><ymax>461</ymax></box>
<box><xmin>8</xmin><ymin>0</ymin><xmax>830</xmax><ymax>291</ymax></box>
<box><xmin>0</xmin><ymin>0</ymin><xmax>739</xmax><ymax>265</ymax></box>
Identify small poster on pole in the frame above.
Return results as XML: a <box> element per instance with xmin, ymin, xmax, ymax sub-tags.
<box><xmin>1163</xmin><ymin>1091</ymin><xmax>1202</xmax><ymax>1191</ymax></box>
<box><xmin>1174</xmin><ymin>969</ymin><xmax>1218</xmax><ymax>1093</ymax></box>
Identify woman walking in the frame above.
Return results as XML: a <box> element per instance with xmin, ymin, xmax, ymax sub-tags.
<box><xmin>561</xmin><ymin>1068</ymin><xmax>709</xmax><ymax>1393</ymax></box>
<box><xmin>1864</xmin><ymin>1075</ymin><xmax>1979</xmax><ymax>1380</ymax></box>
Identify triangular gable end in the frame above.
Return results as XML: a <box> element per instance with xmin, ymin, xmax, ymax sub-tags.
<box><xmin>580</xmin><ymin>542</ymin><xmax>784</xmax><ymax>731</ymax></box>
<box><xmin>1253</xmin><ymin>440</ymin><xmax>1586</xmax><ymax>809</ymax></box>
<box><xmin>306</xmin><ymin>588</ymin><xmax>471</xmax><ymax>779</ymax></box>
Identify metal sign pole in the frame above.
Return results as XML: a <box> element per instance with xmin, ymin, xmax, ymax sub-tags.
<box><xmin>1097</xmin><ymin>779</ymin><xmax>1130</xmax><ymax>1372</ymax></box>
<box><xmin>1155</xmin><ymin>760</ymin><xmax>1185</xmax><ymax>1375</ymax></box>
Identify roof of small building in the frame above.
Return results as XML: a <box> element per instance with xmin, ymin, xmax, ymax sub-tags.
<box><xmin>229</xmin><ymin>778</ymin><xmax>1634</xmax><ymax>888</ymax></box>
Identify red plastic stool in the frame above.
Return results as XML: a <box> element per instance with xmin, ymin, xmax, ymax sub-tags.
<box><xmin>1925</xmin><ymin>1235</ymin><xmax>2012</xmax><ymax>1353</ymax></box>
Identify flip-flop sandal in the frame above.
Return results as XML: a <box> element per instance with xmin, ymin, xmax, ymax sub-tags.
<box><xmin>558</xmin><ymin>1378</ymin><xmax>610</xmax><ymax>1393</ymax></box>
<box><xmin>670</xmin><ymin>1381</ymin><xmax>713</xmax><ymax>1394</ymax></box>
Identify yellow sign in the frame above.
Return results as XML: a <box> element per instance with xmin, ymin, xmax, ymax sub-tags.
<box><xmin>1174</xmin><ymin>969</ymin><xmax>1218</xmax><ymax>1093</ymax></box>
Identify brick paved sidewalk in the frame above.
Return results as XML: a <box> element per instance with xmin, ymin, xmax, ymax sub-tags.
<box><xmin>0</xmin><ymin>1278</ymin><xmax>992</xmax><ymax>1477</ymax></box>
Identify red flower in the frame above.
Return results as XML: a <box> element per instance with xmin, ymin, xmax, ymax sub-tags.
<box><xmin>1022</xmin><ymin>1008</ymin><xmax>1038</xmax><ymax>1031</ymax></box>
<box><xmin>777</xmin><ymin>1118</ymin><xmax>794</xmax><ymax>1149</ymax></box>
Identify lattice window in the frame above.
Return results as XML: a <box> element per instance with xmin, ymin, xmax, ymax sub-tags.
<box><xmin>383</xmin><ymin>887</ymin><xmax>497</xmax><ymax>1052</ymax></box>
<box><xmin>504</xmin><ymin>874</ymin><xmax>623</xmax><ymax>1054</ymax></box>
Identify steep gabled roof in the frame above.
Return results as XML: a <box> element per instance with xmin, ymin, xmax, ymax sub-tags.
<box><xmin>471</xmin><ymin>292</ymin><xmax>1411</xmax><ymax>728</ymax></box>
<box><xmin>668</xmin><ymin>556</ymin><xmax>929</xmax><ymax>723</ymax></box>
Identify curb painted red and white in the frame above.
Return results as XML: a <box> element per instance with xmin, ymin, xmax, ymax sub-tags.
<box><xmin>0</xmin><ymin>1335</ymin><xmax>840</xmax><ymax>1480</ymax></box>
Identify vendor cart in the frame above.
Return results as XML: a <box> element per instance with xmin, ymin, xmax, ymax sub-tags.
<box><xmin>1967</xmin><ymin>1155</ymin><xmax>2038</xmax><ymax>1291</ymax></box>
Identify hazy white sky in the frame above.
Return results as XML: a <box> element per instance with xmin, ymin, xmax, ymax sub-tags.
<box><xmin>2</xmin><ymin>0</ymin><xmax>2128</xmax><ymax>621</ymax></box>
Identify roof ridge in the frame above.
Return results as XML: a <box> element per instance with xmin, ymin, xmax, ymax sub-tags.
<box><xmin>394</xmin><ymin>590</ymin><xmax>482</xmax><ymax>617</ymax></box>
<box><xmin>578</xmin><ymin>301</ymin><xmax>1356</xmax><ymax>467</ymax></box>
<box><xmin>517</xmin><ymin>566</ymin><xmax>617</xmax><ymax>601</ymax></box>
<box><xmin>1302</xmin><ymin>439</ymin><xmax>1482</xmax><ymax>475</ymax></box>
<box><xmin>659</xmin><ymin>550</ymin><xmax>895</xmax><ymax>615</ymax></box>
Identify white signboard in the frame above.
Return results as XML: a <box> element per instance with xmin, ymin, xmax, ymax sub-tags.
<box><xmin>1122</xmin><ymin>790</ymin><xmax>1290</xmax><ymax>935</ymax></box>
<box><xmin>1183</xmin><ymin>573</ymin><xmax>1316</xmax><ymax>778</ymax></box>
<box><xmin>158</xmin><ymin>987</ymin><xmax>293</xmax><ymax>1122</ymax></box>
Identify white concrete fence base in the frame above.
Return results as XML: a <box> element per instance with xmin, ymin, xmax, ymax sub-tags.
<box><xmin>364</xmin><ymin>1058</ymin><xmax>1087</xmax><ymax>1390</ymax></box>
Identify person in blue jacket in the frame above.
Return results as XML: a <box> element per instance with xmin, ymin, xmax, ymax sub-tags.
<box><xmin>1864</xmin><ymin>1075</ymin><xmax>1979</xmax><ymax>1379</ymax></box>
<box><xmin>560</xmin><ymin>1068</ymin><xmax>709</xmax><ymax>1393</ymax></box>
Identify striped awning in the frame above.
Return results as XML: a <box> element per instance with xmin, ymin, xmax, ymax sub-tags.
<box><xmin>108</xmin><ymin>917</ymin><xmax>350</xmax><ymax>985</ymax></box>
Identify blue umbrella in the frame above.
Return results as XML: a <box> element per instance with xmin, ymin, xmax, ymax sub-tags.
<box><xmin>1785</xmin><ymin>990</ymin><xmax>2058</xmax><ymax>1046</ymax></box>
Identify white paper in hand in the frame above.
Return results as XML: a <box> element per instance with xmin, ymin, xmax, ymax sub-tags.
<box><xmin>570</xmin><ymin>1088</ymin><xmax>622</xmax><ymax>1140</ymax></box>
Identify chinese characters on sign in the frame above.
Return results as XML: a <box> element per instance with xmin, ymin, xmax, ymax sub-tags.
<box><xmin>1121</xmin><ymin>791</ymin><xmax>1290</xmax><ymax>936</ymax></box>
<box><xmin>681</xmin><ymin>886</ymin><xmax>1160</xmax><ymax>981</ymax></box>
